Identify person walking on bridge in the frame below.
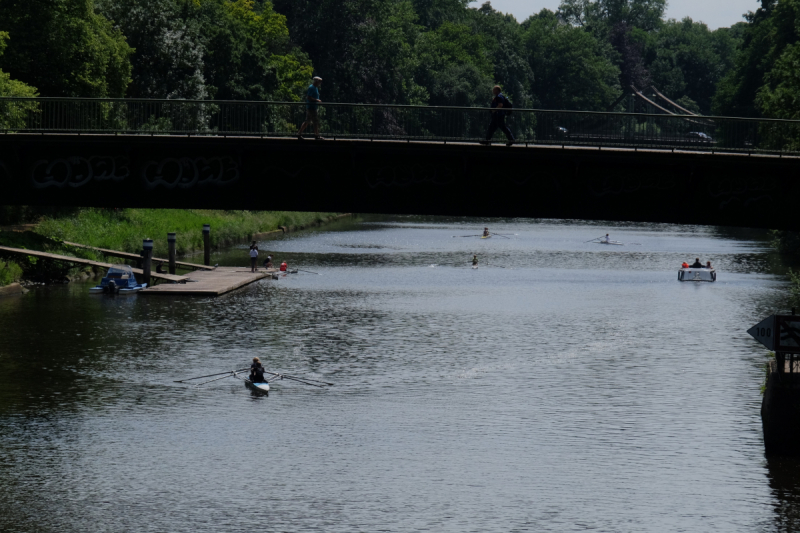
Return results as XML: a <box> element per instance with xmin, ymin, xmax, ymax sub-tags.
<box><xmin>482</xmin><ymin>85</ymin><xmax>514</xmax><ymax>147</ymax></box>
<box><xmin>298</xmin><ymin>76</ymin><xmax>324</xmax><ymax>140</ymax></box>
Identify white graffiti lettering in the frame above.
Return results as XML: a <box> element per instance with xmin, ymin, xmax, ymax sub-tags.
<box><xmin>31</xmin><ymin>156</ymin><xmax>129</xmax><ymax>189</ymax></box>
<box><xmin>142</xmin><ymin>157</ymin><xmax>239</xmax><ymax>189</ymax></box>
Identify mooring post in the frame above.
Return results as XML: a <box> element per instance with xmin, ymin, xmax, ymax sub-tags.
<box><xmin>168</xmin><ymin>232</ymin><xmax>176</xmax><ymax>275</ymax></box>
<box><xmin>203</xmin><ymin>224</ymin><xmax>211</xmax><ymax>266</ymax></box>
<box><xmin>142</xmin><ymin>239</ymin><xmax>153</xmax><ymax>287</ymax></box>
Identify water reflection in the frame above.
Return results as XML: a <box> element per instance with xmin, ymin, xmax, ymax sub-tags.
<box><xmin>0</xmin><ymin>216</ymin><xmax>795</xmax><ymax>532</ymax></box>
<box><xmin>768</xmin><ymin>457</ymin><xmax>800</xmax><ymax>532</ymax></box>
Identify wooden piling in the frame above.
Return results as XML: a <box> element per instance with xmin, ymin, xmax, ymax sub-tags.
<box><xmin>203</xmin><ymin>224</ymin><xmax>211</xmax><ymax>266</ymax></box>
<box><xmin>142</xmin><ymin>239</ymin><xmax>153</xmax><ymax>286</ymax></box>
<box><xmin>168</xmin><ymin>232</ymin><xmax>176</xmax><ymax>275</ymax></box>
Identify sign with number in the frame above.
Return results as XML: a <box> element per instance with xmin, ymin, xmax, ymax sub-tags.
<box><xmin>748</xmin><ymin>316</ymin><xmax>775</xmax><ymax>350</ymax></box>
<box><xmin>748</xmin><ymin>315</ymin><xmax>800</xmax><ymax>353</ymax></box>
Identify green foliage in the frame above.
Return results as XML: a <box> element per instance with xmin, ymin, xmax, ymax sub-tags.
<box><xmin>771</xmin><ymin>230</ymin><xmax>800</xmax><ymax>255</ymax></box>
<box><xmin>0</xmin><ymin>259</ymin><xmax>22</xmax><ymax>286</ymax></box>
<box><xmin>97</xmin><ymin>0</ymin><xmax>312</xmax><ymax>100</ymax></box>
<box><xmin>0</xmin><ymin>0</ymin><xmax>133</xmax><ymax>97</ymax></box>
<box><xmin>522</xmin><ymin>9</ymin><xmax>620</xmax><ymax>110</ymax></box>
<box><xmin>713</xmin><ymin>0</ymin><xmax>800</xmax><ymax>118</ymax></box>
<box><xmin>35</xmin><ymin>208</ymin><xmax>339</xmax><ymax>258</ymax></box>
<box><xmin>789</xmin><ymin>268</ymin><xmax>800</xmax><ymax>309</ymax></box>
<box><xmin>645</xmin><ymin>18</ymin><xmax>740</xmax><ymax>114</ymax></box>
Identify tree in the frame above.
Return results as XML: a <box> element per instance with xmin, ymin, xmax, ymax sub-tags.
<box><xmin>644</xmin><ymin>18</ymin><xmax>740</xmax><ymax>114</ymax></box>
<box><xmin>0</xmin><ymin>32</ymin><xmax>36</xmax><ymax>97</ymax></box>
<box><xmin>521</xmin><ymin>9</ymin><xmax>620</xmax><ymax>110</ymax></box>
<box><xmin>272</xmin><ymin>0</ymin><xmax>423</xmax><ymax>104</ymax></box>
<box><xmin>559</xmin><ymin>0</ymin><xmax>666</xmax><ymax>35</ymax></box>
<box><xmin>97</xmin><ymin>0</ymin><xmax>207</xmax><ymax>99</ymax></box>
<box><xmin>0</xmin><ymin>0</ymin><xmax>132</xmax><ymax>97</ymax></box>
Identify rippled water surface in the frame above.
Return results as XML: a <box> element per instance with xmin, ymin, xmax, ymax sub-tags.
<box><xmin>2</xmin><ymin>217</ymin><xmax>799</xmax><ymax>532</ymax></box>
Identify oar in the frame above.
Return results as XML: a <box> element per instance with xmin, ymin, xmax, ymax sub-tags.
<box><xmin>174</xmin><ymin>368</ymin><xmax>249</xmax><ymax>383</ymax></box>
<box><xmin>193</xmin><ymin>370</ymin><xmax>245</xmax><ymax>386</ymax></box>
<box><xmin>281</xmin><ymin>373</ymin><xmax>334</xmax><ymax>386</ymax></box>
<box><xmin>453</xmin><ymin>234</ymin><xmax>482</xmax><ymax>238</ymax></box>
<box><xmin>296</xmin><ymin>268</ymin><xmax>320</xmax><ymax>275</ymax></box>
<box><xmin>264</xmin><ymin>371</ymin><xmax>326</xmax><ymax>388</ymax></box>
<box><xmin>490</xmin><ymin>233</ymin><xmax>511</xmax><ymax>239</ymax></box>
<box><xmin>585</xmin><ymin>235</ymin><xmax>606</xmax><ymax>243</ymax></box>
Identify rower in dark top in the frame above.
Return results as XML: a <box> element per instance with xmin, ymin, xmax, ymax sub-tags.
<box><xmin>472</xmin><ymin>255</ymin><xmax>478</xmax><ymax>266</ymax></box>
<box><xmin>691</xmin><ymin>258</ymin><xmax>703</xmax><ymax>268</ymax></box>
<box><xmin>250</xmin><ymin>357</ymin><xmax>267</xmax><ymax>383</ymax></box>
<box><xmin>483</xmin><ymin>227</ymin><xmax>490</xmax><ymax>237</ymax></box>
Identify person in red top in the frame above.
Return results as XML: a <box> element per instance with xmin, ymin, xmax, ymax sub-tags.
<box><xmin>681</xmin><ymin>262</ymin><xmax>689</xmax><ymax>268</ymax></box>
<box><xmin>280</xmin><ymin>261</ymin><xmax>288</xmax><ymax>272</ymax></box>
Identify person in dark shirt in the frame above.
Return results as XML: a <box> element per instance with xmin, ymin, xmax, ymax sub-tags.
<box><xmin>250</xmin><ymin>357</ymin><xmax>267</xmax><ymax>383</ymax></box>
<box><xmin>691</xmin><ymin>258</ymin><xmax>703</xmax><ymax>268</ymax></box>
<box><xmin>482</xmin><ymin>86</ymin><xmax>515</xmax><ymax>146</ymax></box>
<box><xmin>472</xmin><ymin>255</ymin><xmax>478</xmax><ymax>266</ymax></box>
<box><xmin>156</xmin><ymin>262</ymin><xmax>164</xmax><ymax>274</ymax></box>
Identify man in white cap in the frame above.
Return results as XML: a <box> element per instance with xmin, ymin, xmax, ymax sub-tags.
<box><xmin>298</xmin><ymin>76</ymin><xmax>323</xmax><ymax>140</ymax></box>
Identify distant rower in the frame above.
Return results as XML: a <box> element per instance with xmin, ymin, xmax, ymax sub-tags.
<box><xmin>483</xmin><ymin>227</ymin><xmax>490</xmax><ymax>237</ymax></box>
<box><xmin>601</xmin><ymin>234</ymin><xmax>610</xmax><ymax>243</ymax></box>
<box><xmin>472</xmin><ymin>255</ymin><xmax>478</xmax><ymax>266</ymax></box>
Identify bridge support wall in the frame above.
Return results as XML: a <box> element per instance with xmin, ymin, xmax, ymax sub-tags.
<box><xmin>1</xmin><ymin>135</ymin><xmax>798</xmax><ymax>230</ymax></box>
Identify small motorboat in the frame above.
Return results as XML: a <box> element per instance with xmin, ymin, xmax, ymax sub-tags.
<box><xmin>89</xmin><ymin>265</ymin><xmax>147</xmax><ymax>294</ymax></box>
<box><xmin>678</xmin><ymin>268</ymin><xmax>716</xmax><ymax>282</ymax></box>
<box><xmin>244</xmin><ymin>378</ymin><xmax>270</xmax><ymax>395</ymax></box>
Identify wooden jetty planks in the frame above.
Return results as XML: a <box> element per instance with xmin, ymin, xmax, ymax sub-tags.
<box><xmin>0</xmin><ymin>245</ymin><xmax>187</xmax><ymax>282</ymax></box>
<box><xmin>140</xmin><ymin>267</ymin><xmax>270</xmax><ymax>296</ymax></box>
<box><xmin>63</xmin><ymin>242</ymin><xmax>214</xmax><ymax>271</ymax></box>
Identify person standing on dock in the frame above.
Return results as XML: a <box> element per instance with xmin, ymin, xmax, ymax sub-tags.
<box><xmin>298</xmin><ymin>76</ymin><xmax>323</xmax><ymax>140</ymax></box>
<box><xmin>249</xmin><ymin>241</ymin><xmax>259</xmax><ymax>272</ymax></box>
<box><xmin>482</xmin><ymin>86</ymin><xmax>514</xmax><ymax>147</ymax></box>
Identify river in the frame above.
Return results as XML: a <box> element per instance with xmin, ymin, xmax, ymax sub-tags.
<box><xmin>1</xmin><ymin>216</ymin><xmax>798</xmax><ymax>532</ymax></box>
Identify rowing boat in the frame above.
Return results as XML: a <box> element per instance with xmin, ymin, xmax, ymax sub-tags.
<box><xmin>596</xmin><ymin>241</ymin><xmax>624</xmax><ymax>246</ymax></box>
<box><xmin>481</xmin><ymin>235</ymin><xmax>491</xmax><ymax>239</ymax></box>
<box><xmin>244</xmin><ymin>378</ymin><xmax>270</xmax><ymax>394</ymax></box>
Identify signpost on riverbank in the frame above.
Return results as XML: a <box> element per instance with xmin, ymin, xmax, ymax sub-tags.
<box><xmin>754</xmin><ymin>310</ymin><xmax>800</xmax><ymax>455</ymax></box>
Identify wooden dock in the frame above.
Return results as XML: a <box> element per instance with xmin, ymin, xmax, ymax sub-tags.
<box><xmin>141</xmin><ymin>267</ymin><xmax>273</xmax><ymax>296</ymax></box>
<box><xmin>0</xmin><ymin>245</ymin><xmax>188</xmax><ymax>283</ymax></box>
<box><xmin>63</xmin><ymin>242</ymin><xmax>214</xmax><ymax>271</ymax></box>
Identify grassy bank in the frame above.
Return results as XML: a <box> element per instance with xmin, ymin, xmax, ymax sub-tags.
<box><xmin>0</xmin><ymin>209</ymin><xmax>342</xmax><ymax>286</ymax></box>
<box><xmin>35</xmin><ymin>209</ymin><xmax>340</xmax><ymax>257</ymax></box>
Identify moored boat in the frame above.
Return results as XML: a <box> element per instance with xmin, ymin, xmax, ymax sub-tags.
<box><xmin>89</xmin><ymin>265</ymin><xmax>147</xmax><ymax>294</ymax></box>
<box><xmin>678</xmin><ymin>268</ymin><xmax>716</xmax><ymax>282</ymax></box>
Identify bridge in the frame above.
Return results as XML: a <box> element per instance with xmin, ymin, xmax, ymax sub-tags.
<box><xmin>1</xmin><ymin>98</ymin><xmax>799</xmax><ymax>230</ymax></box>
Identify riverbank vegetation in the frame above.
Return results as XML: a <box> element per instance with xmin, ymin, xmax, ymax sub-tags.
<box><xmin>0</xmin><ymin>209</ymin><xmax>339</xmax><ymax>286</ymax></box>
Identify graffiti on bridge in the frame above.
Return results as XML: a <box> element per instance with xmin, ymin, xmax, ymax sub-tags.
<box><xmin>707</xmin><ymin>174</ymin><xmax>776</xmax><ymax>211</ymax></box>
<box><xmin>365</xmin><ymin>164</ymin><xmax>456</xmax><ymax>188</ymax></box>
<box><xmin>31</xmin><ymin>156</ymin><xmax>129</xmax><ymax>189</ymax></box>
<box><xmin>142</xmin><ymin>156</ymin><xmax>240</xmax><ymax>190</ymax></box>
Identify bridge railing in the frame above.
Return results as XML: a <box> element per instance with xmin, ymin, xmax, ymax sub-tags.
<box><xmin>1</xmin><ymin>97</ymin><xmax>799</xmax><ymax>154</ymax></box>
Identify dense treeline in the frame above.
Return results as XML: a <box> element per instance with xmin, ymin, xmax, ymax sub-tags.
<box><xmin>0</xmin><ymin>0</ymin><xmax>763</xmax><ymax>115</ymax></box>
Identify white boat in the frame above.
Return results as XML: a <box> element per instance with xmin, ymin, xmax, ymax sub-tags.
<box><xmin>244</xmin><ymin>378</ymin><xmax>270</xmax><ymax>394</ymax></box>
<box><xmin>596</xmin><ymin>240</ymin><xmax>624</xmax><ymax>246</ymax></box>
<box><xmin>678</xmin><ymin>268</ymin><xmax>716</xmax><ymax>282</ymax></box>
<box><xmin>89</xmin><ymin>265</ymin><xmax>147</xmax><ymax>294</ymax></box>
